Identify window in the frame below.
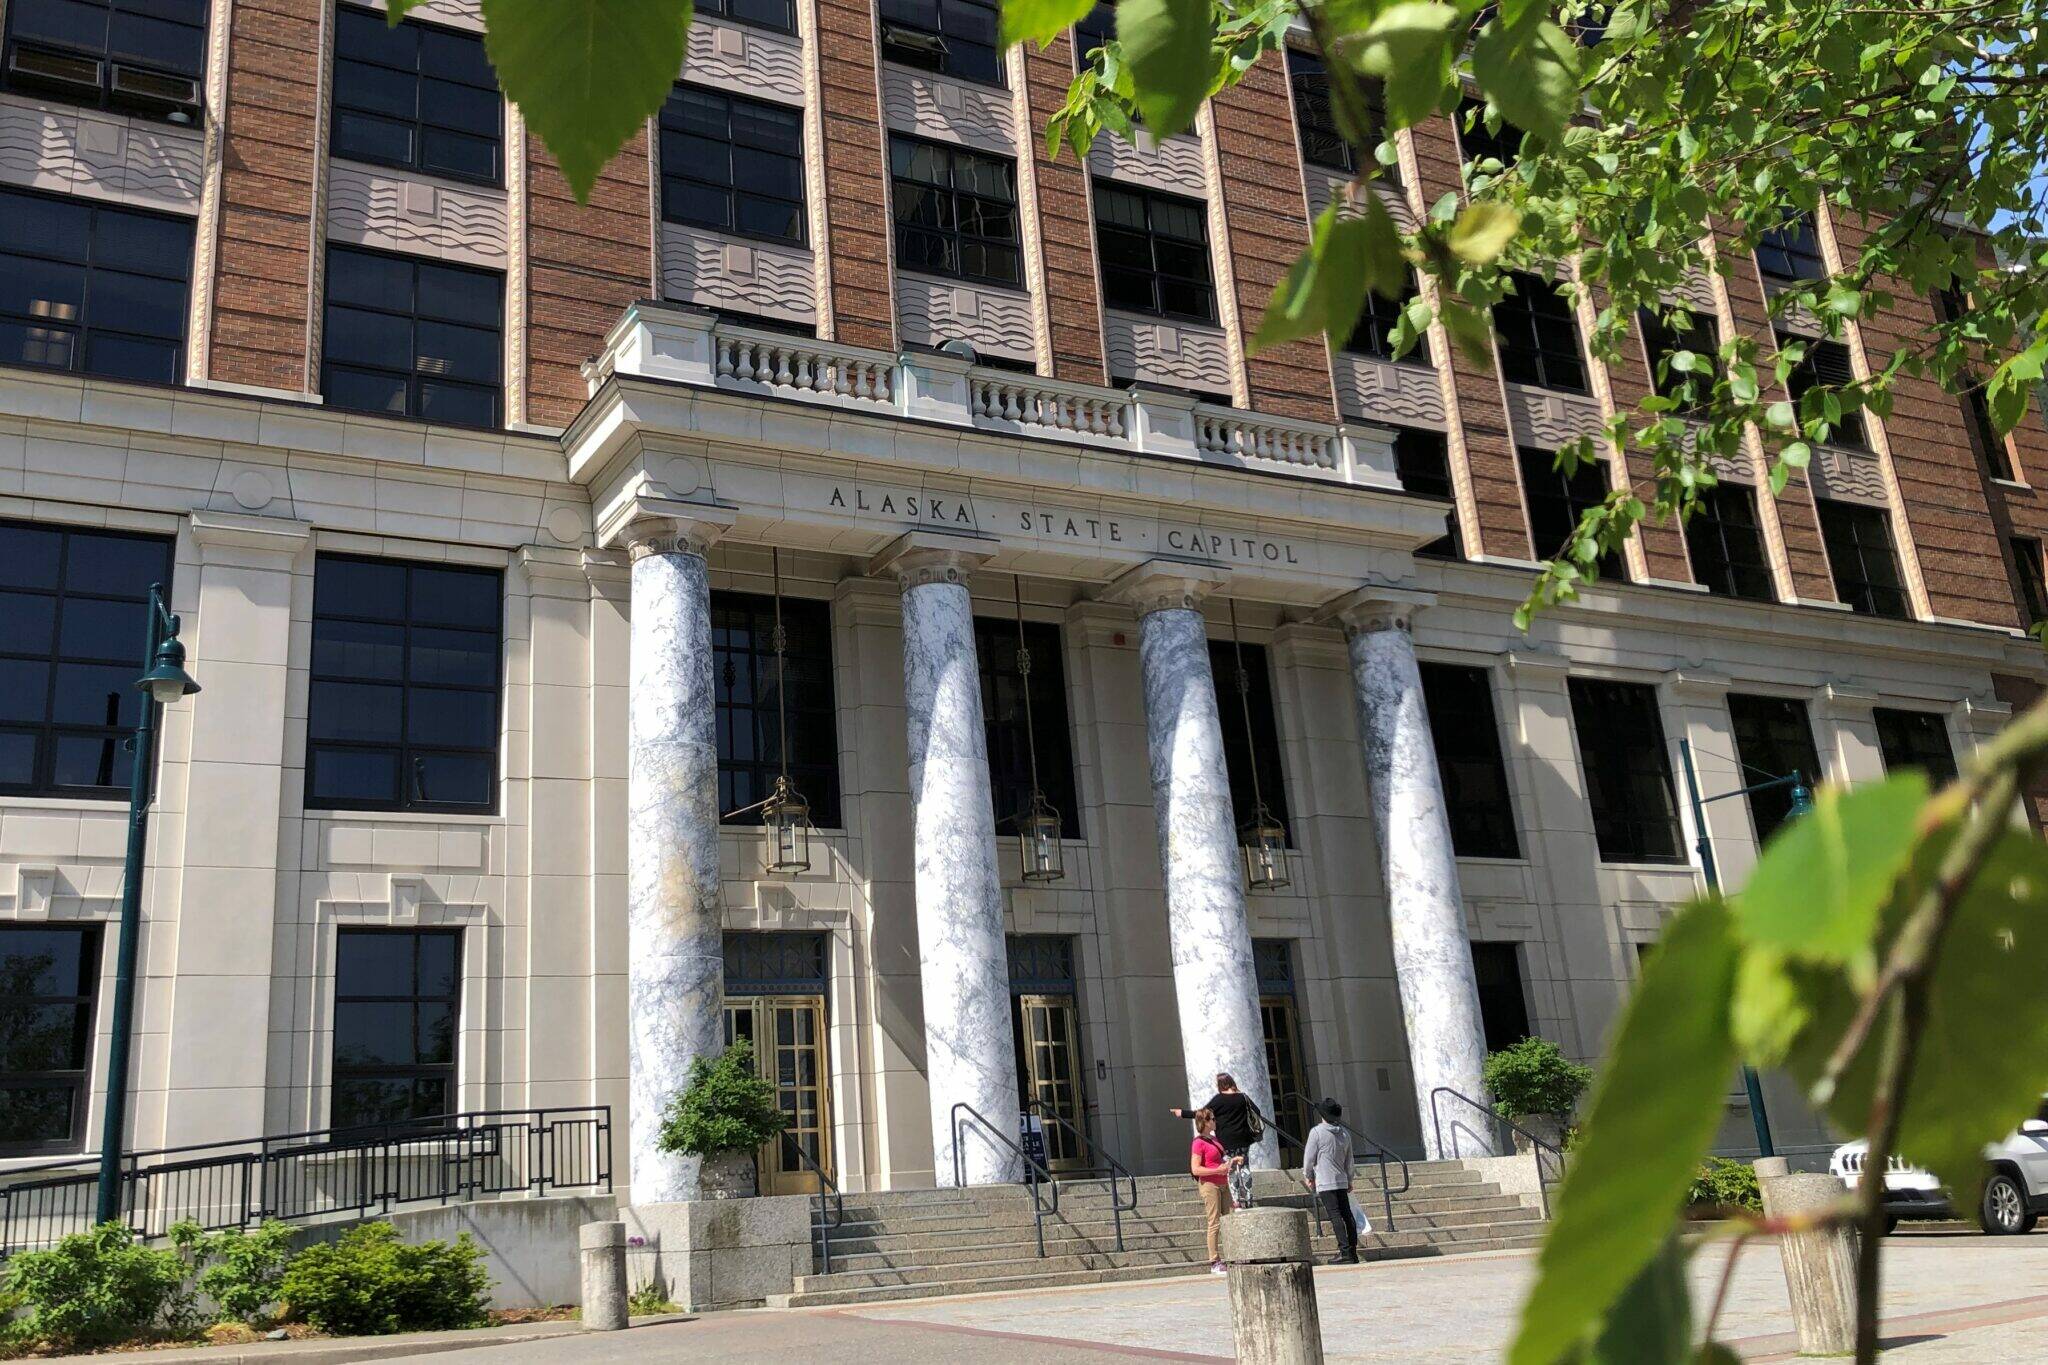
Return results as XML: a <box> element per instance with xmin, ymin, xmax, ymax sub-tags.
<box><xmin>2012</xmin><ymin>536</ymin><xmax>2048</xmax><ymax>628</ymax></box>
<box><xmin>1493</xmin><ymin>273</ymin><xmax>1587</xmax><ymax>393</ymax></box>
<box><xmin>1567</xmin><ymin>677</ymin><xmax>1684</xmax><ymax>863</ymax></box>
<box><xmin>1815</xmin><ymin>498</ymin><xmax>1909</xmax><ymax>619</ymax></box>
<box><xmin>322</xmin><ymin>246</ymin><xmax>502</xmax><ymax>427</ymax></box>
<box><xmin>0</xmin><ymin>924</ymin><xmax>101</xmax><ymax>1155</ymax></box>
<box><xmin>1</xmin><ymin>0</ymin><xmax>206</xmax><ymax>123</ymax></box>
<box><xmin>1074</xmin><ymin>1</ymin><xmax>1115</xmax><ymax>64</ymax></box>
<box><xmin>1520</xmin><ymin>446</ymin><xmax>1622</xmax><ymax>577</ymax></box>
<box><xmin>1936</xmin><ymin>287</ymin><xmax>2018</xmax><ymax>480</ymax></box>
<box><xmin>0</xmin><ymin>187</ymin><xmax>192</xmax><ymax>385</ymax></box>
<box><xmin>976</xmin><ymin>617</ymin><xmax>1080</xmax><ymax>839</ymax></box>
<box><xmin>0</xmin><ymin>521</ymin><xmax>173</xmax><ymax>798</ymax></box>
<box><xmin>1638</xmin><ymin>307</ymin><xmax>1717</xmax><ymax>408</ymax></box>
<box><xmin>1684</xmin><ymin>483</ymin><xmax>1775</xmax><ymax>601</ymax></box>
<box><xmin>1395</xmin><ymin>428</ymin><xmax>1459</xmax><ymax>558</ymax></box>
<box><xmin>331</xmin><ymin>928</ymin><xmax>461</xmax><ymax>1130</ymax></box>
<box><xmin>712</xmin><ymin>592</ymin><xmax>841</xmax><ymax>829</ymax></box>
<box><xmin>1470</xmin><ymin>943</ymin><xmax>1531</xmax><ymax>1053</ymax></box>
<box><xmin>1874</xmin><ymin>708</ymin><xmax>1957</xmax><ymax>786</ymax></box>
<box><xmin>661</xmin><ymin>86</ymin><xmax>805</xmax><ymax>245</ymax></box>
<box><xmin>1726</xmin><ymin>693</ymin><xmax>1822</xmax><ymax>844</ymax></box>
<box><xmin>1345</xmin><ymin>274</ymin><xmax>1423</xmax><ymax>365</ymax></box>
<box><xmin>306</xmin><ymin>555</ymin><xmax>502</xmax><ymax>813</ymax></box>
<box><xmin>1756</xmin><ymin>213</ymin><xmax>1826</xmax><ymax>285</ymax></box>
<box><xmin>890</xmin><ymin>136</ymin><xmax>1021</xmax><ymax>287</ymax></box>
<box><xmin>1781</xmin><ymin>334</ymin><xmax>1866</xmax><ymax>448</ymax></box>
<box><xmin>1288</xmin><ymin>49</ymin><xmax>1385</xmax><ymax>174</ymax></box>
<box><xmin>1094</xmin><ymin>182</ymin><xmax>1215</xmax><ymax>323</ymax></box>
<box><xmin>879</xmin><ymin>0</ymin><xmax>1003</xmax><ymax>86</ymax></box>
<box><xmin>331</xmin><ymin>6</ymin><xmax>499</xmax><ymax>185</ymax></box>
<box><xmin>1209</xmin><ymin>640</ymin><xmax>1291</xmax><ymax>844</ymax></box>
<box><xmin>698</xmin><ymin>0</ymin><xmax>796</xmax><ymax>33</ymax></box>
<box><xmin>1419</xmin><ymin>663</ymin><xmax>1519</xmax><ymax>858</ymax></box>
<box><xmin>1456</xmin><ymin>95</ymin><xmax>1523</xmax><ymax>169</ymax></box>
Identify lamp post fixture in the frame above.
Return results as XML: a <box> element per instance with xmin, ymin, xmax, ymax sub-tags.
<box><xmin>1676</xmin><ymin>738</ymin><xmax>1812</xmax><ymax>1160</ymax></box>
<box><xmin>96</xmin><ymin>583</ymin><xmax>201</xmax><ymax>1226</ymax></box>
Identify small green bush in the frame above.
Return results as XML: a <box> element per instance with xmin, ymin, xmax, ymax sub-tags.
<box><xmin>0</xmin><ymin>1222</ymin><xmax>193</xmax><ymax>1349</ymax></box>
<box><xmin>277</xmin><ymin>1222</ymin><xmax>490</xmax><ymax>1336</ymax></box>
<box><xmin>173</xmin><ymin>1220</ymin><xmax>296</xmax><ymax>1324</ymax></box>
<box><xmin>1483</xmin><ymin>1037</ymin><xmax>1595</xmax><ymax>1121</ymax></box>
<box><xmin>657</xmin><ymin>1038</ymin><xmax>786</xmax><ymax>1158</ymax></box>
<box><xmin>627</xmin><ymin>1281</ymin><xmax>675</xmax><ymax>1315</ymax></box>
<box><xmin>1687</xmin><ymin>1156</ymin><xmax>1764</xmax><ymax>1214</ymax></box>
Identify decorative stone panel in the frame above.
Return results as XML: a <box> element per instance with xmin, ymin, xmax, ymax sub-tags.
<box><xmin>1503</xmin><ymin>381</ymin><xmax>1604</xmax><ymax>448</ymax></box>
<box><xmin>880</xmin><ymin>68</ymin><xmax>1016</xmax><ymax>153</ymax></box>
<box><xmin>1671</xmin><ymin>267</ymin><xmax>1718</xmax><ymax>315</ymax></box>
<box><xmin>1333</xmin><ymin>354</ymin><xmax>1447</xmax><ymax>430</ymax></box>
<box><xmin>1104</xmin><ymin>311</ymin><xmax>1233</xmax><ymax>391</ymax></box>
<box><xmin>1808</xmin><ymin>442</ymin><xmax>1890</xmax><ymax>507</ymax></box>
<box><xmin>328</xmin><ymin>160</ymin><xmax>509</xmax><ymax>268</ymax></box>
<box><xmin>363</xmin><ymin>0</ymin><xmax>482</xmax><ymax>29</ymax></box>
<box><xmin>684</xmin><ymin>18</ymin><xmax>805</xmax><ymax>106</ymax></box>
<box><xmin>1086</xmin><ymin>130</ymin><xmax>1206</xmax><ymax>198</ymax></box>
<box><xmin>895</xmin><ymin>274</ymin><xmax>1034</xmax><ymax>363</ymax></box>
<box><xmin>660</xmin><ymin>223</ymin><xmax>817</xmax><ymax>327</ymax></box>
<box><xmin>0</xmin><ymin>95</ymin><xmax>203</xmax><ymax>213</ymax></box>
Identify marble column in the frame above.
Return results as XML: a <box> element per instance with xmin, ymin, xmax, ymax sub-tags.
<box><xmin>1329</xmin><ymin>589</ymin><xmax>1492</xmax><ymax>1159</ymax></box>
<box><xmin>624</xmin><ymin>511</ymin><xmax>730</xmax><ymax>1204</ymax></box>
<box><xmin>875</xmin><ymin>533</ymin><xmax>1022</xmax><ymax>1187</ymax></box>
<box><xmin>1111</xmin><ymin>563</ymin><xmax>1277</xmax><ymax>1170</ymax></box>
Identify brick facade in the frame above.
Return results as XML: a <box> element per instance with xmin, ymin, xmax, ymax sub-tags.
<box><xmin>812</xmin><ymin>0</ymin><xmax>896</xmax><ymax>350</ymax></box>
<box><xmin>1594</xmin><ymin>287</ymin><xmax>1697</xmax><ymax>584</ymax></box>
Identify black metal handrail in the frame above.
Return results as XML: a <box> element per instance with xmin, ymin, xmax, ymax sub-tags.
<box><xmin>1275</xmin><ymin>1092</ymin><xmax>1407</xmax><ymax>1235</ymax></box>
<box><xmin>778</xmin><ymin>1130</ymin><xmax>847</xmax><ymax>1274</ymax></box>
<box><xmin>950</xmin><ymin>1102</ymin><xmax>1058</xmax><ymax>1258</ymax></box>
<box><xmin>1023</xmin><ymin>1099</ymin><xmax>1138</xmax><ymax>1253</ymax></box>
<box><xmin>1429</xmin><ymin>1086</ymin><xmax>1563</xmax><ymax>1218</ymax></box>
<box><xmin>0</xmin><ymin>1107</ymin><xmax>611</xmax><ymax>1257</ymax></box>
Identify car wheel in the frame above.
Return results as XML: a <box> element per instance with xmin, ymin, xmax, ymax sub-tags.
<box><xmin>1882</xmin><ymin>1215</ymin><xmax>1898</xmax><ymax>1236</ymax></box>
<box><xmin>1979</xmin><ymin>1173</ymin><xmax>2029</xmax><ymax>1235</ymax></box>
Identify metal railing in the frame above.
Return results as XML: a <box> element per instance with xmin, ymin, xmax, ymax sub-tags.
<box><xmin>0</xmin><ymin>1107</ymin><xmax>611</xmax><ymax>1257</ymax></box>
<box><xmin>1428</xmin><ymin>1087</ymin><xmax>1563</xmax><ymax>1218</ymax></box>
<box><xmin>950</xmin><ymin>1102</ymin><xmax>1058</xmax><ymax>1258</ymax></box>
<box><xmin>780</xmin><ymin>1130</ymin><xmax>847</xmax><ymax>1275</ymax></box>
<box><xmin>1274</xmin><ymin>1092</ymin><xmax>1408</xmax><ymax>1234</ymax></box>
<box><xmin>1024</xmin><ymin>1099</ymin><xmax>1139</xmax><ymax>1254</ymax></box>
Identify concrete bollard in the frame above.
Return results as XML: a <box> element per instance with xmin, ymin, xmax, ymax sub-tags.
<box><xmin>1219</xmin><ymin>1207</ymin><xmax>1325</xmax><ymax>1365</ymax></box>
<box><xmin>1756</xmin><ymin>1158</ymin><xmax>1858</xmax><ymax>1356</ymax></box>
<box><xmin>579</xmin><ymin>1221</ymin><xmax>629</xmax><ymax>1332</ymax></box>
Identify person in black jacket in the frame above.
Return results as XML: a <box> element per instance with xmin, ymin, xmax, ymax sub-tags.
<box><xmin>1173</xmin><ymin>1073</ymin><xmax>1260</xmax><ymax>1208</ymax></box>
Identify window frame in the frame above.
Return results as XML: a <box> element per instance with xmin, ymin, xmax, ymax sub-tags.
<box><xmin>1755</xmin><ymin>213</ymin><xmax>1827</xmax><ymax>286</ymax></box>
<box><xmin>660</xmin><ymin>84</ymin><xmax>807</xmax><ymax>248</ymax></box>
<box><xmin>2011</xmin><ymin>535</ymin><xmax>2048</xmax><ymax>629</ymax></box>
<box><xmin>1092</xmin><ymin>180</ymin><xmax>1217</xmax><ymax>325</ymax></box>
<box><xmin>1492</xmin><ymin>272</ymin><xmax>1588</xmax><ymax>394</ymax></box>
<box><xmin>711</xmin><ymin>590</ymin><xmax>843</xmax><ymax>831</ymax></box>
<box><xmin>1873</xmin><ymin>707</ymin><xmax>1958</xmax><ymax>786</ymax></box>
<box><xmin>330</xmin><ymin>3</ymin><xmax>503</xmax><ymax>188</ymax></box>
<box><xmin>321</xmin><ymin>244</ymin><xmax>504</xmax><ymax>430</ymax></box>
<box><xmin>1394</xmin><ymin>427</ymin><xmax>1459</xmax><ymax>558</ymax></box>
<box><xmin>1780</xmin><ymin>333</ymin><xmax>1867</xmax><ymax>449</ymax></box>
<box><xmin>1567</xmin><ymin>677</ymin><xmax>1686</xmax><ymax>865</ymax></box>
<box><xmin>878</xmin><ymin>0</ymin><xmax>1005</xmax><ymax>88</ymax></box>
<box><xmin>0</xmin><ymin>923</ymin><xmax>102</xmax><ymax>1156</ymax></box>
<box><xmin>1209</xmin><ymin>638</ymin><xmax>1292</xmax><ymax>847</ymax></box>
<box><xmin>1418</xmin><ymin>662</ymin><xmax>1520</xmax><ymax>859</ymax></box>
<box><xmin>0</xmin><ymin>0</ymin><xmax>208</xmax><ymax>125</ymax></box>
<box><xmin>975</xmin><ymin>616</ymin><xmax>1081</xmax><ymax>840</ymax></box>
<box><xmin>696</xmin><ymin>0</ymin><xmax>798</xmax><ymax>35</ymax></box>
<box><xmin>1345</xmin><ymin>273</ymin><xmax>1425</xmax><ymax>365</ymax></box>
<box><xmin>1637</xmin><ymin>306</ymin><xmax>1718</xmax><ymax>410</ymax></box>
<box><xmin>1519</xmin><ymin>445</ymin><xmax>1623</xmax><ymax>577</ymax></box>
<box><xmin>888</xmin><ymin>134</ymin><xmax>1023</xmax><ymax>290</ymax></box>
<box><xmin>1726</xmin><ymin>692</ymin><xmax>1824</xmax><ymax>845</ymax></box>
<box><xmin>1287</xmin><ymin>48</ymin><xmax>1386</xmax><ymax>176</ymax></box>
<box><xmin>1814</xmin><ymin>497</ymin><xmax>1910</xmax><ymax>620</ymax></box>
<box><xmin>330</xmin><ymin>927</ymin><xmax>463</xmax><ymax>1133</ymax></box>
<box><xmin>1455</xmin><ymin>95</ymin><xmax>1523</xmax><ymax>169</ymax></box>
<box><xmin>1683</xmin><ymin>482</ymin><xmax>1775</xmax><ymax>602</ymax></box>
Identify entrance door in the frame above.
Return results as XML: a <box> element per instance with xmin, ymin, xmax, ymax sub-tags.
<box><xmin>723</xmin><ymin>995</ymin><xmax>831</xmax><ymax>1195</ymax></box>
<box><xmin>1014</xmin><ymin>993</ymin><xmax>1088</xmax><ymax>1172</ymax></box>
<box><xmin>1260</xmin><ymin>994</ymin><xmax>1312</xmax><ymax>1156</ymax></box>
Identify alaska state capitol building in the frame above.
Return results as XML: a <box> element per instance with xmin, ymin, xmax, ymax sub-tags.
<box><xmin>0</xmin><ymin>0</ymin><xmax>2043</xmax><ymax>1202</ymax></box>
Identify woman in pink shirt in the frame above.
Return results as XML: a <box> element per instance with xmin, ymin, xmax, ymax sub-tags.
<box><xmin>1190</xmin><ymin>1108</ymin><xmax>1241</xmax><ymax>1274</ymax></box>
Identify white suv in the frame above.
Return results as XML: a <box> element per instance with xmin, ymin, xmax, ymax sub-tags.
<box><xmin>1830</xmin><ymin>1099</ymin><xmax>2048</xmax><ymax>1235</ymax></box>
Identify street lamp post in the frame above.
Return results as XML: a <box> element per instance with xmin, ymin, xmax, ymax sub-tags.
<box><xmin>1677</xmin><ymin>738</ymin><xmax>1812</xmax><ymax>1160</ymax></box>
<box><xmin>94</xmin><ymin>583</ymin><xmax>201</xmax><ymax>1226</ymax></box>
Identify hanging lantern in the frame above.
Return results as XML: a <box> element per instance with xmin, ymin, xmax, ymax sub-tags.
<box><xmin>762</xmin><ymin>773</ymin><xmax>813</xmax><ymax>875</ymax></box>
<box><xmin>1018</xmin><ymin>790</ymin><xmax>1065</xmax><ymax>883</ymax></box>
<box><xmin>1228</xmin><ymin>601</ymin><xmax>1290</xmax><ymax>891</ymax></box>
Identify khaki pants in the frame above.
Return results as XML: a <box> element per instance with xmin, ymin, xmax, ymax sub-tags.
<box><xmin>1200</xmin><ymin>1180</ymin><xmax>1230</xmax><ymax>1262</ymax></box>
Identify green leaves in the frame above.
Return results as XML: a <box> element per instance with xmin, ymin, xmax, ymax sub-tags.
<box><xmin>1116</xmin><ymin>0</ymin><xmax>1218</xmax><ymax>138</ymax></box>
<box><xmin>1252</xmin><ymin>196</ymin><xmax>1410</xmax><ymax>355</ymax></box>
<box><xmin>1001</xmin><ymin>0</ymin><xmax>1099</xmax><ymax>49</ymax></box>
<box><xmin>1349</xmin><ymin>2</ymin><xmax>1464</xmax><ymax>129</ymax></box>
<box><xmin>1583</xmin><ymin>1236</ymin><xmax>1693</xmax><ymax>1365</ymax></box>
<box><xmin>1449</xmin><ymin>202</ymin><xmax>1524</xmax><ymax>266</ymax></box>
<box><xmin>1987</xmin><ymin>339</ymin><xmax>2047</xmax><ymax>435</ymax></box>
<box><xmin>1734</xmin><ymin>773</ymin><xmax>1928</xmax><ymax>965</ymax></box>
<box><xmin>1470</xmin><ymin>16</ymin><xmax>1582</xmax><ymax>143</ymax></box>
<box><xmin>481</xmin><ymin>0</ymin><xmax>692</xmax><ymax>204</ymax></box>
<box><xmin>1509</xmin><ymin>899</ymin><xmax>1740</xmax><ymax>1365</ymax></box>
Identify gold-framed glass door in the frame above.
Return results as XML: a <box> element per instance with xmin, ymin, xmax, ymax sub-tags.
<box><xmin>1260</xmin><ymin>993</ymin><xmax>1311</xmax><ymax>1158</ymax></box>
<box><xmin>723</xmin><ymin>995</ymin><xmax>831</xmax><ymax>1195</ymax></box>
<box><xmin>1014</xmin><ymin>993</ymin><xmax>1088</xmax><ymax>1172</ymax></box>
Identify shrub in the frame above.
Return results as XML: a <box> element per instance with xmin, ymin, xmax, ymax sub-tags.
<box><xmin>176</xmin><ymin>1220</ymin><xmax>296</xmax><ymax>1324</ymax></box>
<box><xmin>657</xmin><ymin>1038</ymin><xmax>786</xmax><ymax>1158</ymax></box>
<box><xmin>277</xmin><ymin>1222</ymin><xmax>490</xmax><ymax>1336</ymax></box>
<box><xmin>0</xmin><ymin>1222</ymin><xmax>193</xmax><ymax>1349</ymax></box>
<box><xmin>1483</xmin><ymin>1037</ymin><xmax>1595</xmax><ymax>1121</ymax></box>
<box><xmin>627</xmin><ymin>1281</ymin><xmax>675</xmax><ymax>1316</ymax></box>
<box><xmin>1687</xmin><ymin>1156</ymin><xmax>1764</xmax><ymax>1214</ymax></box>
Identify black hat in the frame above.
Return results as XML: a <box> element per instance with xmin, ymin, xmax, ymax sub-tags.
<box><xmin>1318</xmin><ymin>1097</ymin><xmax>1342</xmax><ymax>1121</ymax></box>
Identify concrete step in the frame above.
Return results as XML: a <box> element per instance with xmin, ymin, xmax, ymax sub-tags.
<box><xmin>817</xmin><ymin>1186</ymin><xmax>1526</xmax><ymax>1235</ymax></box>
<box><xmin>814</xmin><ymin>1161</ymin><xmax>1482</xmax><ymax>1218</ymax></box>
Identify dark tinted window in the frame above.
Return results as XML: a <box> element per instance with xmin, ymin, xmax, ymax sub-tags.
<box><xmin>0</xmin><ymin>187</ymin><xmax>192</xmax><ymax>385</ymax></box>
<box><xmin>712</xmin><ymin>591</ymin><xmax>841</xmax><ymax>829</ymax></box>
<box><xmin>1093</xmin><ymin>181</ymin><xmax>1215</xmax><ymax>324</ymax></box>
<box><xmin>0</xmin><ymin>520</ymin><xmax>172</xmax><ymax>798</ymax></box>
<box><xmin>1684</xmin><ymin>483</ymin><xmax>1774</xmax><ymax>601</ymax></box>
<box><xmin>1210</xmin><ymin>639</ymin><xmax>1291</xmax><ymax>845</ymax></box>
<box><xmin>1470</xmin><ymin>942</ymin><xmax>1530</xmax><ymax>1053</ymax></box>
<box><xmin>2</xmin><ymin>0</ymin><xmax>207</xmax><ymax>121</ymax></box>
<box><xmin>307</xmin><ymin>554</ymin><xmax>501</xmax><ymax>813</ymax></box>
<box><xmin>879</xmin><ymin>0</ymin><xmax>1002</xmax><ymax>86</ymax></box>
<box><xmin>332</xmin><ymin>5</ymin><xmax>501</xmax><ymax>185</ymax></box>
<box><xmin>890</xmin><ymin>136</ymin><xmax>1021</xmax><ymax>288</ymax></box>
<box><xmin>1456</xmin><ymin>95</ymin><xmax>1522</xmax><ymax>169</ymax></box>
<box><xmin>1638</xmin><ymin>307</ymin><xmax>1717</xmax><ymax>408</ymax></box>
<box><xmin>331</xmin><ymin>928</ymin><xmax>461</xmax><ymax>1131</ymax></box>
<box><xmin>1395</xmin><ymin>428</ymin><xmax>1458</xmax><ymax>558</ymax></box>
<box><xmin>1074</xmin><ymin>1</ymin><xmax>1115</xmax><ymax>63</ymax></box>
<box><xmin>976</xmin><ymin>617</ymin><xmax>1080</xmax><ymax>839</ymax></box>
<box><xmin>1288</xmin><ymin>48</ymin><xmax>1386</xmax><ymax>174</ymax></box>
<box><xmin>323</xmin><ymin>246</ymin><xmax>502</xmax><ymax>427</ymax></box>
<box><xmin>1346</xmin><ymin>273</ymin><xmax>1423</xmax><ymax>364</ymax></box>
<box><xmin>1493</xmin><ymin>273</ymin><xmax>1587</xmax><ymax>392</ymax></box>
<box><xmin>1815</xmin><ymin>498</ymin><xmax>1909</xmax><ymax>619</ymax></box>
<box><xmin>661</xmin><ymin>85</ymin><xmax>805</xmax><ymax>245</ymax></box>
<box><xmin>2013</xmin><ymin>536</ymin><xmax>2048</xmax><ymax>628</ymax></box>
<box><xmin>1726</xmin><ymin>693</ymin><xmax>1822</xmax><ymax>843</ymax></box>
<box><xmin>1520</xmin><ymin>446</ymin><xmax>1623</xmax><ymax>577</ymax></box>
<box><xmin>1780</xmin><ymin>334</ymin><xmax>1866</xmax><ymax>448</ymax></box>
<box><xmin>1873</xmin><ymin>708</ymin><xmax>1957</xmax><ymax>787</ymax></box>
<box><xmin>1568</xmin><ymin>677</ymin><xmax>1684</xmax><ymax>863</ymax></box>
<box><xmin>0</xmin><ymin>924</ymin><xmax>101</xmax><ymax>1154</ymax></box>
<box><xmin>699</xmin><ymin>0</ymin><xmax>796</xmax><ymax>32</ymax></box>
<box><xmin>1419</xmin><ymin>662</ymin><xmax>1519</xmax><ymax>858</ymax></box>
<box><xmin>1756</xmin><ymin>213</ymin><xmax>1825</xmax><ymax>284</ymax></box>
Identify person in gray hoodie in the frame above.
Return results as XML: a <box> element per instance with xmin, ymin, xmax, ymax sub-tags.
<box><xmin>1300</xmin><ymin>1097</ymin><xmax>1359</xmax><ymax>1265</ymax></box>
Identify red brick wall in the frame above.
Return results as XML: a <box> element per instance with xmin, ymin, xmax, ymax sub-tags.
<box><xmin>524</xmin><ymin>130</ymin><xmax>654</xmax><ymax>428</ymax></box>
<box><xmin>813</xmin><ymin>0</ymin><xmax>896</xmax><ymax>350</ymax></box>
<box><xmin>206</xmin><ymin>0</ymin><xmax>322</xmax><ymax>392</ymax></box>
<box><xmin>1594</xmin><ymin>289</ymin><xmax>1696</xmax><ymax>584</ymax></box>
<box><xmin>1211</xmin><ymin>55</ymin><xmax>1334</xmax><ymax>421</ymax></box>
<box><xmin>1021</xmin><ymin>38</ymin><xmax>1107</xmax><ymax>384</ymax></box>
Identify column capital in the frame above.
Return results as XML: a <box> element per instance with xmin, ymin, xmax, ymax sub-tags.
<box><xmin>870</xmin><ymin>530</ymin><xmax>997</xmax><ymax>587</ymax></box>
<box><xmin>597</xmin><ymin>494</ymin><xmax>737</xmax><ymax>559</ymax></box>
<box><xmin>1315</xmin><ymin>585</ymin><xmax>1436</xmax><ymax>636</ymax></box>
<box><xmin>1102</xmin><ymin>559</ymin><xmax>1231</xmax><ymax>616</ymax></box>
<box><xmin>187</xmin><ymin>510</ymin><xmax>312</xmax><ymax>564</ymax></box>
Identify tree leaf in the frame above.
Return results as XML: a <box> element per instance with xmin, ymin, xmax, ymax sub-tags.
<box><xmin>1438</xmin><ymin>296</ymin><xmax>1495</xmax><ymax>365</ymax></box>
<box><xmin>384</xmin><ymin>0</ymin><xmax>428</xmax><ymax>18</ymax></box>
<box><xmin>1358</xmin><ymin>191</ymin><xmax>1407</xmax><ymax>300</ymax></box>
<box><xmin>1734</xmin><ymin>773</ymin><xmax>1929</xmax><ymax>964</ymax></box>
<box><xmin>1450</xmin><ymin>202</ymin><xmax>1525</xmax><ymax>266</ymax></box>
<box><xmin>1470</xmin><ymin>17</ymin><xmax>1582</xmax><ymax>143</ymax></box>
<box><xmin>1509</xmin><ymin>899</ymin><xmax>1740</xmax><ymax>1365</ymax></box>
<box><xmin>481</xmin><ymin>0</ymin><xmax>692</xmax><ymax>204</ymax></box>
<box><xmin>1349</xmin><ymin>2</ymin><xmax>1463</xmax><ymax>130</ymax></box>
<box><xmin>1584</xmin><ymin>1236</ymin><xmax>1693</xmax><ymax>1365</ymax></box>
<box><xmin>1001</xmin><ymin>0</ymin><xmax>1098</xmax><ymax>48</ymax></box>
<box><xmin>1987</xmin><ymin>339</ymin><xmax>2047</xmax><ymax>434</ymax></box>
<box><xmin>1116</xmin><ymin>0</ymin><xmax>1216</xmax><ymax>139</ymax></box>
<box><xmin>1251</xmin><ymin>206</ymin><xmax>1369</xmax><ymax>355</ymax></box>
